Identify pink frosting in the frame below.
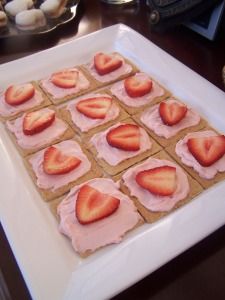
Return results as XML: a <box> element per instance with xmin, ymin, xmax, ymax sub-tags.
<box><xmin>140</xmin><ymin>99</ymin><xmax>201</xmax><ymax>138</ymax></box>
<box><xmin>85</xmin><ymin>53</ymin><xmax>132</xmax><ymax>83</ymax></box>
<box><xmin>6</xmin><ymin>108</ymin><xmax>68</xmax><ymax>149</ymax></box>
<box><xmin>110</xmin><ymin>72</ymin><xmax>165</xmax><ymax>107</ymax></box>
<box><xmin>28</xmin><ymin>140</ymin><xmax>91</xmax><ymax>191</ymax></box>
<box><xmin>90</xmin><ymin>123</ymin><xmax>152</xmax><ymax>166</ymax></box>
<box><xmin>40</xmin><ymin>68</ymin><xmax>90</xmax><ymax>100</ymax></box>
<box><xmin>0</xmin><ymin>88</ymin><xmax>45</xmax><ymax>118</ymax></box>
<box><xmin>57</xmin><ymin>178</ymin><xmax>142</xmax><ymax>254</ymax></box>
<box><xmin>175</xmin><ymin>130</ymin><xmax>225</xmax><ymax>179</ymax></box>
<box><xmin>122</xmin><ymin>158</ymin><xmax>190</xmax><ymax>212</ymax></box>
<box><xmin>65</xmin><ymin>93</ymin><xmax>120</xmax><ymax>132</ymax></box>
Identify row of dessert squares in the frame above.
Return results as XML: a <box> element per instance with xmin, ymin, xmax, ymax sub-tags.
<box><xmin>1</xmin><ymin>52</ymin><xmax>225</xmax><ymax>257</ymax></box>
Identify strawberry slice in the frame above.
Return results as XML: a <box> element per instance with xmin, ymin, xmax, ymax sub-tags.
<box><xmin>51</xmin><ymin>70</ymin><xmax>78</xmax><ymax>88</ymax></box>
<box><xmin>23</xmin><ymin>109</ymin><xmax>55</xmax><ymax>135</ymax></box>
<box><xmin>5</xmin><ymin>83</ymin><xmax>35</xmax><ymax>106</ymax></box>
<box><xmin>94</xmin><ymin>53</ymin><xmax>123</xmax><ymax>75</ymax></box>
<box><xmin>106</xmin><ymin>124</ymin><xmax>140</xmax><ymax>151</ymax></box>
<box><xmin>76</xmin><ymin>96</ymin><xmax>112</xmax><ymax>119</ymax></box>
<box><xmin>187</xmin><ymin>135</ymin><xmax>225</xmax><ymax>167</ymax></box>
<box><xmin>159</xmin><ymin>101</ymin><xmax>187</xmax><ymax>126</ymax></box>
<box><xmin>76</xmin><ymin>185</ymin><xmax>120</xmax><ymax>225</ymax></box>
<box><xmin>136</xmin><ymin>166</ymin><xmax>177</xmax><ymax>196</ymax></box>
<box><xmin>124</xmin><ymin>76</ymin><xmax>152</xmax><ymax>98</ymax></box>
<box><xmin>43</xmin><ymin>146</ymin><xmax>81</xmax><ymax>175</ymax></box>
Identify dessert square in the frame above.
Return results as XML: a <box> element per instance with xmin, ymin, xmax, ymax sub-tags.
<box><xmin>55</xmin><ymin>177</ymin><xmax>144</xmax><ymax>257</ymax></box>
<box><xmin>4</xmin><ymin>0</ymin><xmax>33</xmax><ymax>19</ymax></box>
<box><xmin>15</xmin><ymin>9</ymin><xmax>46</xmax><ymax>31</ymax></box>
<box><xmin>81</xmin><ymin>52</ymin><xmax>139</xmax><ymax>89</ymax></box>
<box><xmin>0</xmin><ymin>81</ymin><xmax>50</xmax><ymax>121</ymax></box>
<box><xmin>24</xmin><ymin>139</ymin><xmax>102</xmax><ymax>201</ymax></box>
<box><xmin>39</xmin><ymin>66</ymin><xmax>97</xmax><ymax>105</ymax></box>
<box><xmin>134</xmin><ymin>97</ymin><xmax>207</xmax><ymax>147</ymax></box>
<box><xmin>86</xmin><ymin>118</ymin><xmax>162</xmax><ymax>176</ymax></box>
<box><xmin>166</xmin><ymin>129</ymin><xmax>225</xmax><ymax>189</ymax></box>
<box><xmin>58</xmin><ymin>90</ymin><xmax>129</xmax><ymax>138</ymax></box>
<box><xmin>109</xmin><ymin>72</ymin><xmax>171</xmax><ymax>115</ymax></box>
<box><xmin>0</xmin><ymin>10</ymin><xmax>7</xmax><ymax>30</ymax></box>
<box><xmin>5</xmin><ymin>106</ymin><xmax>74</xmax><ymax>156</ymax></box>
<box><xmin>117</xmin><ymin>150</ymin><xmax>203</xmax><ymax>223</ymax></box>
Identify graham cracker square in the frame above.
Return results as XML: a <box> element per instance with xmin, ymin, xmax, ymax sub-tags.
<box><xmin>165</xmin><ymin>128</ymin><xmax>225</xmax><ymax>189</ymax></box>
<box><xmin>116</xmin><ymin>150</ymin><xmax>203</xmax><ymax>223</ymax></box>
<box><xmin>49</xmin><ymin>177</ymin><xmax>144</xmax><ymax>258</ymax></box>
<box><xmin>58</xmin><ymin>89</ymin><xmax>129</xmax><ymax>139</ymax></box>
<box><xmin>86</xmin><ymin>118</ymin><xmax>162</xmax><ymax>176</ymax></box>
<box><xmin>5</xmin><ymin>106</ymin><xmax>75</xmax><ymax>157</ymax></box>
<box><xmin>24</xmin><ymin>139</ymin><xmax>103</xmax><ymax>201</ymax></box>
<box><xmin>0</xmin><ymin>81</ymin><xmax>51</xmax><ymax>121</ymax></box>
<box><xmin>39</xmin><ymin>66</ymin><xmax>99</xmax><ymax>105</ymax></box>
<box><xmin>80</xmin><ymin>52</ymin><xmax>139</xmax><ymax>90</ymax></box>
<box><xmin>108</xmin><ymin>72</ymin><xmax>171</xmax><ymax>115</ymax></box>
<box><xmin>134</xmin><ymin>97</ymin><xmax>207</xmax><ymax>147</ymax></box>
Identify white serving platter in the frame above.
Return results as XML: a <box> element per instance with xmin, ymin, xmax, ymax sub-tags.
<box><xmin>0</xmin><ymin>24</ymin><xmax>225</xmax><ymax>300</ymax></box>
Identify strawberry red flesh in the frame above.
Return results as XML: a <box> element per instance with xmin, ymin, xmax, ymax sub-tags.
<box><xmin>187</xmin><ymin>135</ymin><xmax>225</xmax><ymax>167</ymax></box>
<box><xmin>5</xmin><ymin>83</ymin><xmax>35</xmax><ymax>106</ymax></box>
<box><xmin>106</xmin><ymin>124</ymin><xmax>140</xmax><ymax>151</ymax></box>
<box><xmin>136</xmin><ymin>166</ymin><xmax>177</xmax><ymax>196</ymax></box>
<box><xmin>159</xmin><ymin>101</ymin><xmax>187</xmax><ymax>126</ymax></box>
<box><xmin>76</xmin><ymin>96</ymin><xmax>112</xmax><ymax>119</ymax></box>
<box><xmin>43</xmin><ymin>146</ymin><xmax>81</xmax><ymax>175</ymax></box>
<box><xmin>124</xmin><ymin>76</ymin><xmax>152</xmax><ymax>98</ymax></box>
<box><xmin>51</xmin><ymin>70</ymin><xmax>78</xmax><ymax>88</ymax></box>
<box><xmin>75</xmin><ymin>185</ymin><xmax>120</xmax><ymax>225</ymax></box>
<box><xmin>94</xmin><ymin>53</ymin><xmax>123</xmax><ymax>75</ymax></box>
<box><xmin>23</xmin><ymin>109</ymin><xmax>55</xmax><ymax>135</ymax></box>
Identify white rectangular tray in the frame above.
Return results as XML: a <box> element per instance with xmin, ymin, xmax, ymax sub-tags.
<box><xmin>0</xmin><ymin>24</ymin><xmax>225</xmax><ymax>300</ymax></box>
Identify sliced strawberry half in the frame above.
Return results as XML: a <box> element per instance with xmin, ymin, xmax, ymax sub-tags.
<box><xmin>75</xmin><ymin>185</ymin><xmax>120</xmax><ymax>225</ymax></box>
<box><xmin>23</xmin><ymin>109</ymin><xmax>55</xmax><ymax>135</ymax></box>
<box><xmin>187</xmin><ymin>135</ymin><xmax>225</xmax><ymax>167</ymax></box>
<box><xmin>76</xmin><ymin>96</ymin><xmax>112</xmax><ymax>119</ymax></box>
<box><xmin>106</xmin><ymin>124</ymin><xmax>140</xmax><ymax>151</ymax></box>
<box><xmin>43</xmin><ymin>146</ymin><xmax>81</xmax><ymax>175</ymax></box>
<box><xmin>5</xmin><ymin>83</ymin><xmax>35</xmax><ymax>106</ymax></box>
<box><xmin>136</xmin><ymin>166</ymin><xmax>177</xmax><ymax>196</ymax></box>
<box><xmin>51</xmin><ymin>70</ymin><xmax>79</xmax><ymax>88</ymax></box>
<box><xmin>124</xmin><ymin>75</ymin><xmax>152</xmax><ymax>98</ymax></box>
<box><xmin>159</xmin><ymin>101</ymin><xmax>187</xmax><ymax>126</ymax></box>
<box><xmin>94</xmin><ymin>53</ymin><xmax>123</xmax><ymax>75</ymax></box>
